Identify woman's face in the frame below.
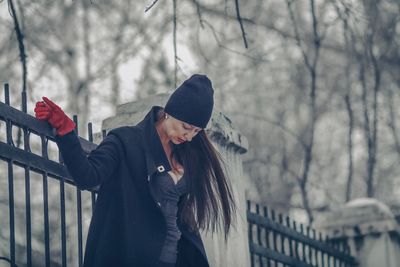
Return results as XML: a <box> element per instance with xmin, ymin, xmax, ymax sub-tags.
<box><xmin>165</xmin><ymin>114</ymin><xmax>202</xmax><ymax>144</ymax></box>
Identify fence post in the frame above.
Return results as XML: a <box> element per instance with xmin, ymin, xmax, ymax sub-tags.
<box><xmin>316</xmin><ymin>198</ymin><xmax>400</xmax><ymax>267</ymax></box>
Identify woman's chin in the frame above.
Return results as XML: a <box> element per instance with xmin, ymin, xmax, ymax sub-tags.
<box><xmin>171</xmin><ymin>139</ymin><xmax>179</xmax><ymax>145</ymax></box>
<box><xmin>172</xmin><ymin>137</ymin><xmax>184</xmax><ymax>144</ymax></box>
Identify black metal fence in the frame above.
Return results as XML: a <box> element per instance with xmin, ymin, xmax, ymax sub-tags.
<box><xmin>0</xmin><ymin>84</ymin><xmax>101</xmax><ymax>267</ymax></box>
<box><xmin>0</xmin><ymin>82</ymin><xmax>360</xmax><ymax>267</ymax></box>
<box><xmin>247</xmin><ymin>201</ymin><xmax>358</xmax><ymax>267</ymax></box>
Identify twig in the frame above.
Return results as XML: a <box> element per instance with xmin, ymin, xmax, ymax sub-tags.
<box><xmin>173</xmin><ymin>0</ymin><xmax>177</xmax><ymax>88</ymax></box>
<box><xmin>144</xmin><ymin>0</ymin><xmax>160</xmax><ymax>13</ymax></box>
<box><xmin>192</xmin><ymin>0</ymin><xmax>204</xmax><ymax>28</ymax></box>
<box><xmin>234</xmin><ymin>0</ymin><xmax>248</xmax><ymax>48</ymax></box>
<box><xmin>202</xmin><ymin>20</ymin><xmax>269</xmax><ymax>63</ymax></box>
<box><xmin>286</xmin><ymin>0</ymin><xmax>312</xmax><ymax>70</ymax></box>
<box><xmin>228</xmin><ymin>111</ymin><xmax>307</xmax><ymax>149</ymax></box>
<box><xmin>7</xmin><ymin>0</ymin><xmax>27</xmax><ymax>95</ymax></box>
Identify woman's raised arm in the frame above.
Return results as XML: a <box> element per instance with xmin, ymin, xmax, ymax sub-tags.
<box><xmin>35</xmin><ymin>96</ymin><xmax>122</xmax><ymax>190</ymax></box>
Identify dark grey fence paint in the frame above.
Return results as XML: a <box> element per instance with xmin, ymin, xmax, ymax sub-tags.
<box><xmin>0</xmin><ymin>83</ymin><xmax>101</xmax><ymax>267</ymax></box>
<box><xmin>247</xmin><ymin>200</ymin><xmax>358</xmax><ymax>267</ymax></box>
<box><xmin>1</xmin><ymin>83</ymin><xmax>359</xmax><ymax>267</ymax></box>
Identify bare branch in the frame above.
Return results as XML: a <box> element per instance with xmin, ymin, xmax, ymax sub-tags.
<box><xmin>227</xmin><ymin>111</ymin><xmax>307</xmax><ymax>149</ymax></box>
<box><xmin>202</xmin><ymin>20</ymin><xmax>269</xmax><ymax>63</ymax></box>
<box><xmin>7</xmin><ymin>0</ymin><xmax>27</xmax><ymax>94</ymax></box>
<box><xmin>144</xmin><ymin>0</ymin><xmax>160</xmax><ymax>13</ymax></box>
<box><xmin>192</xmin><ymin>0</ymin><xmax>204</xmax><ymax>28</ymax></box>
<box><xmin>285</xmin><ymin>0</ymin><xmax>312</xmax><ymax>70</ymax></box>
<box><xmin>234</xmin><ymin>0</ymin><xmax>248</xmax><ymax>48</ymax></box>
<box><xmin>173</xmin><ymin>0</ymin><xmax>177</xmax><ymax>88</ymax></box>
<box><xmin>386</xmin><ymin>88</ymin><xmax>400</xmax><ymax>158</ymax></box>
<box><xmin>244</xmin><ymin>157</ymin><xmax>299</xmax><ymax>181</ymax></box>
<box><xmin>344</xmin><ymin>94</ymin><xmax>354</xmax><ymax>202</ymax></box>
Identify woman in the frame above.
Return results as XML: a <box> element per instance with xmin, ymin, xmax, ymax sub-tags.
<box><xmin>34</xmin><ymin>74</ymin><xmax>236</xmax><ymax>267</ymax></box>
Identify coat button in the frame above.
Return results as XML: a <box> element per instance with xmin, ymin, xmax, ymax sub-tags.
<box><xmin>147</xmin><ymin>175</ymin><xmax>151</xmax><ymax>182</ymax></box>
<box><xmin>157</xmin><ymin>202</ymin><xmax>161</xmax><ymax>207</ymax></box>
<box><xmin>157</xmin><ymin>165</ymin><xmax>165</xmax><ymax>172</ymax></box>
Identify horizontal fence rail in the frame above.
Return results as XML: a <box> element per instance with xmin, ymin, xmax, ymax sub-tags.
<box><xmin>0</xmin><ymin>83</ymin><xmax>102</xmax><ymax>267</ymax></box>
<box><xmin>247</xmin><ymin>200</ymin><xmax>358</xmax><ymax>267</ymax></box>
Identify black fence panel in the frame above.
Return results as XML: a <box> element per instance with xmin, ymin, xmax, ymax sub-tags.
<box><xmin>247</xmin><ymin>200</ymin><xmax>358</xmax><ymax>267</ymax></box>
<box><xmin>0</xmin><ymin>84</ymin><xmax>99</xmax><ymax>267</ymax></box>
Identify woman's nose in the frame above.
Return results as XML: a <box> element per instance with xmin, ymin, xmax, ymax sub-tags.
<box><xmin>184</xmin><ymin>134</ymin><xmax>192</xmax><ymax>142</ymax></box>
<box><xmin>184</xmin><ymin>131</ymin><xmax>196</xmax><ymax>141</ymax></box>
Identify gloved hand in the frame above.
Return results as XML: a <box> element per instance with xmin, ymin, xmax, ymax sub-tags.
<box><xmin>34</xmin><ymin>97</ymin><xmax>76</xmax><ymax>136</ymax></box>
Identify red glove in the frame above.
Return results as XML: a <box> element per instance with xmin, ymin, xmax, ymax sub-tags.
<box><xmin>34</xmin><ymin>97</ymin><xmax>76</xmax><ymax>136</ymax></box>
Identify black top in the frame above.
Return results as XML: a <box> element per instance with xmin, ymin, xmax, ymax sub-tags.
<box><xmin>151</xmin><ymin>171</ymin><xmax>188</xmax><ymax>263</ymax></box>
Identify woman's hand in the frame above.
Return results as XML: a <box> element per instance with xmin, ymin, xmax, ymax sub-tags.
<box><xmin>34</xmin><ymin>97</ymin><xmax>76</xmax><ymax>136</ymax></box>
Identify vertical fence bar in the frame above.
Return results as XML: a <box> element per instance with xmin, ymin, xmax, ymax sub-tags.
<box><xmin>256</xmin><ymin>204</ymin><xmax>264</xmax><ymax>267</ymax></box>
<box><xmin>21</xmin><ymin>91</ymin><xmax>32</xmax><ymax>267</ymax></box>
<box><xmin>278</xmin><ymin>214</ymin><xmax>285</xmax><ymax>262</ymax></box>
<box><xmin>24</xmin><ymin>142</ymin><xmax>32</xmax><ymax>263</ymax></box>
<box><xmin>293</xmin><ymin>220</ymin><xmax>300</xmax><ymax>263</ymax></box>
<box><xmin>306</xmin><ymin>226</ymin><xmax>312</xmax><ymax>266</ymax></box>
<box><xmin>41</xmin><ymin>136</ymin><xmax>51</xmax><ymax>267</ymax></box>
<box><xmin>270</xmin><ymin>210</ymin><xmax>277</xmax><ymax>266</ymax></box>
<box><xmin>21</xmin><ymin>90</ymin><xmax>27</xmax><ymax>113</ymax></box>
<box><xmin>327</xmin><ymin>235</ymin><xmax>332</xmax><ymax>267</ymax></box>
<box><xmin>319</xmin><ymin>233</ymin><xmax>325</xmax><ymax>267</ymax></box>
<box><xmin>60</xmin><ymin>177</ymin><xmax>67</xmax><ymax>267</ymax></box>
<box><xmin>74</xmin><ymin>115</ymin><xmax>84</xmax><ymax>267</ymax></box>
<box><xmin>58</xmin><ymin>145</ymin><xmax>67</xmax><ymax>267</ymax></box>
<box><xmin>5</xmin><ymin>85</ymin><xmax>16</xmax><ymax>264</ymax></box>
<box><xmin>88</xmin><ymin>123</ymin><xmax>97</xmax><ymax>212</ymax></box>
<box><xmin>5</xmin><ymin>83</ymin><xmax>10</xmax><ymax>105</ymax></box>
<box><xmin>312</xmin><ymin>229</ymin><xmax>318</xmax><ymax>266</ymax></box>
<box><xmin>300</xmin><ymin>224</ymin><xmax>306</xmax><ymax>263</ymax></box>
<box><xmin>285</xmin><ymin>216</ymin><xmax>293</xmax><ymax>266</ymax></box>
<box><xmin>263</xmin><ymin>207</ymin><xmax>271</xmax><ymax>267</ymax></box>
<box><xmin>247</xmin><ymin>201</ymin><xmax>255</xmax><ymax>267</ymax></box>
<box><xmin>7</xmin><ymin>157</ymin><xmax>15</xmax><ymax>265</ymax></box>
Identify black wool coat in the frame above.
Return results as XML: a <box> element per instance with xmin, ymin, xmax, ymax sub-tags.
<box><xmin>55</xmin><ymin>106</ymin><xmax>210</xmax><ymax>267</ymax></box>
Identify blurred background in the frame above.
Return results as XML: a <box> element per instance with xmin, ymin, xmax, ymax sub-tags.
<box><xmin>1</xmin><ymin>0</ymin><xmax>400</xmax><ymax>230</ymax></box>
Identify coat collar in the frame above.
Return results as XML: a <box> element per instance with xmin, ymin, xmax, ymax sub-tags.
<box><xmin>137</xmin><ymin>106</ymin><xmax>172</xmax><ymax>177</ymax></box>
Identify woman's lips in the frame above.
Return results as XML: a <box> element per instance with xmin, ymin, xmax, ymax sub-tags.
<box><xmin>177</xmin><ymin>137</ymin><xmax>185</xmax><ymax>143</ymax></box>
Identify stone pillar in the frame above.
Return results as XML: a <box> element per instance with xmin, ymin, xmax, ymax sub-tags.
<box><xmin>316</xmin><ymin>198</ymin><xmax>400</xmax><ymax>267</ymax></box>
<box><xmin>96</xmin><ymin>93</ymin><xmax>250</xmax><ymax>267</ymax></box>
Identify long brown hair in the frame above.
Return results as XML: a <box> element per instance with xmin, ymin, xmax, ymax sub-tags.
<box><xmin>157</xmin><ymin>109</ymin><xmax>236</xmax><ymax>239</ymax></box>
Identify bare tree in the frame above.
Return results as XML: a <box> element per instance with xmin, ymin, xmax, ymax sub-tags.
<box><xmin>285</xmin><ymin>0</ymin><xmax>324</xmax><ymax>223</ymax></box>
<box><xmin>334</xmin><ymin>2</ymin><xmax>355</xmax><ymax>202</ymax></box>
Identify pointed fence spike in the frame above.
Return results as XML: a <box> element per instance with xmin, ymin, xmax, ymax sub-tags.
<box><xmin>271</xmin><ymin>209</ymin><xmax>276</xmax><ymax>221</ymax></box>
<box><xmin>278</xmin><ymin>213</ymin><xmax>283</xmax><ymax>224</ymax></box>
<box><xmin>5</xmin><ymin>83</ymin><xmax>10</xmax><ymax>105</ymax></box>
<box><xmin>73</xmin><ymin>115</ymin><xmax>79</xmax><ymax>135</ymax></box>
<box><xmin>88</xmin><ymin>122</ymin><xmax>93</xmax><ymax>142</ymax></box>
<box><xmin>246</xmin><ymin>200</ymin><xmax>251</xmax><ymax>211</ymax></box>
<box><xmin>22</xmin><ymin>91</ymin><xmax>27</xmax><ymax>113</ymax></box>
<box><xmin>263</xmin><ymin>206</ymin><xmax>269</xmax><ymax>218</ymax></box>
<box><xmin>285</xmin><ymin>216</ymin><xmax>291</xmax><ymax>227</ymax></box>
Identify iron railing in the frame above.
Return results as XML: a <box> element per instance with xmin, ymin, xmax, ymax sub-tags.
<box><xmin>1</xmin><ymin>82</ymin><xmax>360</xmax><ymax>267</ymax></box>
<box><xmin>247</xmin><ymin>200</ymin><xmax>358</xmax><ymax>267</ymax></box>
<box><xmin>0</xmin><ymin>83</ymin><xmax>102</xmax><ymax>267</ymax></box>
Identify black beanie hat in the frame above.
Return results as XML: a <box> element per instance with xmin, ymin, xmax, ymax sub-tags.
<box><xmin>164</xmin><ymin>74</ymin><xmax>214</xmax><ymax>129</ymax></box>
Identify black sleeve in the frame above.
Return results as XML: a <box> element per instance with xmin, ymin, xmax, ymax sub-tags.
<box><xmin>55</xmin><ymin>130</ymin><xmax>122</xmax><ymax>190</ymax></box>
